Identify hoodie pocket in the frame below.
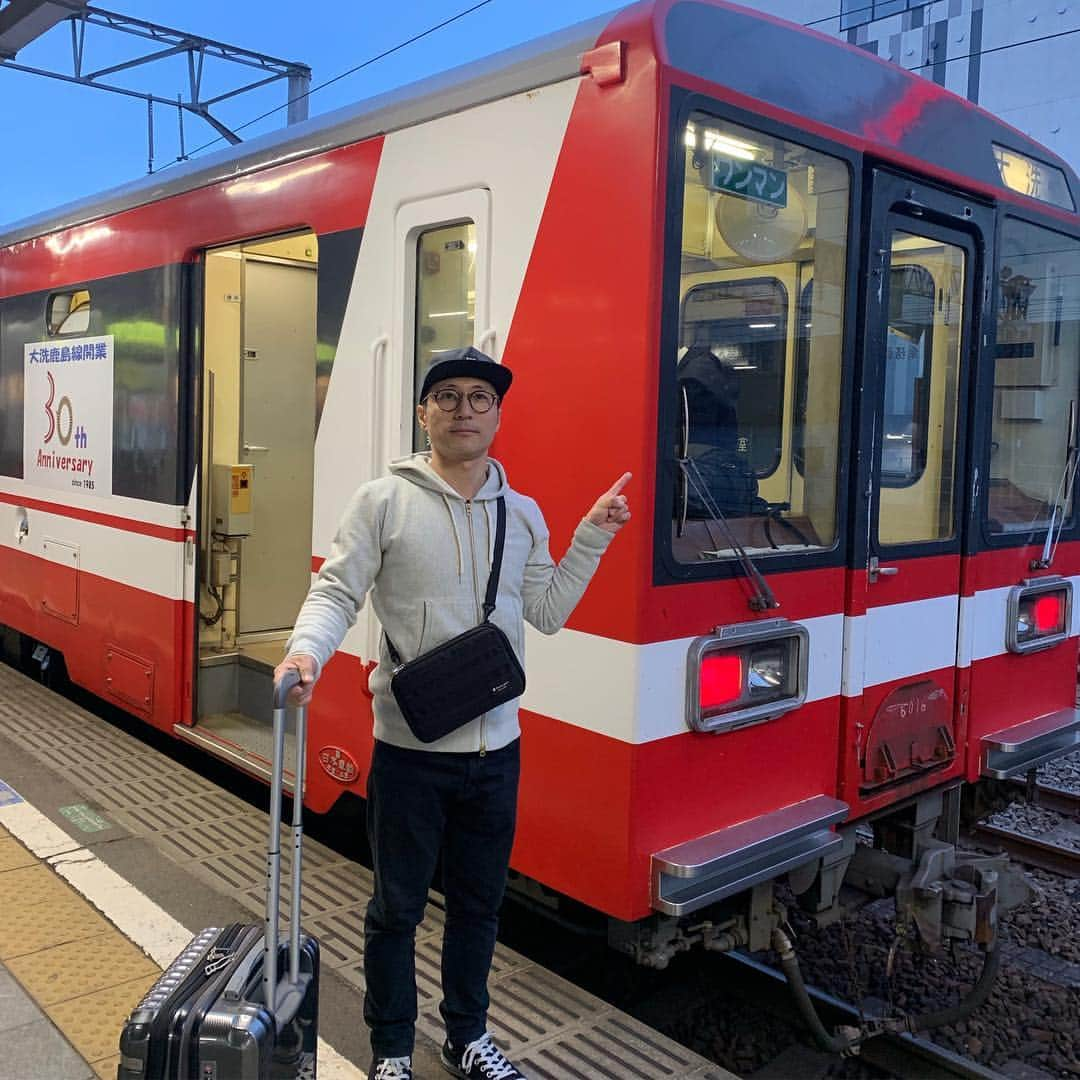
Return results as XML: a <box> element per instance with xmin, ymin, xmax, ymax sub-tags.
<box><xmin>416</xmin><ymin>599</ymin><xmax>481</xmax><ymax>656</ymax></box>
<box><xmin>413</xmin><ymin>602</ymin><xmax>429</xmax><ymax>655</ymax></box>
<box><xmin>491</xmin><ymin>597</ymin><xmax>525</xmax><ymax>661</ymax></box>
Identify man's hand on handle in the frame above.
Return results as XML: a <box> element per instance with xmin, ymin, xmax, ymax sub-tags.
<box><xmin>274</xmin><ymin>653</ymin><xmax>318</xmax><ymax>707</ymax></box>
<box><xmin>586</xmin><ymin>472</ymin><xmax>632</xmax><ymax>535</ymax></box>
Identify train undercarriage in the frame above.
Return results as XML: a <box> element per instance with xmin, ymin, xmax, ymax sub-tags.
<box><xmin>605</xmin><ymin>779</ymin><xmax>1043</xmax><ymax>1053</ymax></box>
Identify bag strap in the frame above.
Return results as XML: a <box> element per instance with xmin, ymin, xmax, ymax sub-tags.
<box><xmin>482</xmin><ymin>496</ymin><xmax>507</xmax><ymax>622</ymax></box>
<box><xmin>385</xmin><ymin>495</ymin><xmax>507</xmax><ymax>664</ymax></box>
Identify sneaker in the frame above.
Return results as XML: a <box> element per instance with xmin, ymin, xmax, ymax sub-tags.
<box><xmin>441</xmin><ymin>1033</ymin><xmax>526</xmax><ymax>1079</ymax></box>
<box><xmin>369</xmin><ymin>1057</ymin><xmax>413</xmax><ymax>1080</ymax></box>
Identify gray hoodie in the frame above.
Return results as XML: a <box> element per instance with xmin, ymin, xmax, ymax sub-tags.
<box><xmin>286</xmin><ymin>454</ymin><xmax>614</xmax><ymax>753</ymax></box>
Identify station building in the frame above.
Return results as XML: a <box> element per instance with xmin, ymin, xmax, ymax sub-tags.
<box><xmin>752</xmin><ymin>0</ymin><xmax>1080</xmax><ymax>173</ymax></box>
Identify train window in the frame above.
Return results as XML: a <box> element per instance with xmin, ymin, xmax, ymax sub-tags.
<box><xmin>670</xmin><ymin>112</ymin><xmax>849</xmax><ymax>564</ymax></box>
<box><xmin>0</xmin><ymin>300</ymin><xmax>22</xmax><ymax>478</ymax></box>
<box><xmin>412</xmin><ymin>220</ymin><xmax>476</xmax><ymax>451</ymax></box>
<box><xmin>986</xmin><ymin>218</ymin><xmax>1080</xmax><ymax>536</ymax></box>
<box><xmin>680</xmin><ymin>279</ymin><xmax>787</xmax><ymax>479</ymax></box>
<box><xmin>880</xmin><ymin>263</ymin><xmax>935</xmax><ymax>487</ymax></box>
<box><xmin>877</xmin><ymin>233</ymin><xmax>965</xmax><ymax>546</ymax></box>
<box><xmin>46</xmin><ymin>290</ymin><xmax>91</xmax><ymax>335</ymax></box>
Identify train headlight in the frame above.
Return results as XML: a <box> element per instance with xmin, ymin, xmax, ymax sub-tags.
<box><xmin>747</xmin><ymin>644</ymin><xmax>787</xmax><ymax>693</ymax></box>
<box><xmin>1007</xmin><ymin>577</ymin><xmax>1071</xmax><ymax>654</ymax></box>
<box><xmin>687</xmin><ymin>619</ymin><xmax>808</xmax><ymax>733</ymax></box>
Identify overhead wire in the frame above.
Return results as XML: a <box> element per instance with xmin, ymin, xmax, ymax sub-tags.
<box><xmin>905</xmin><ymin>23</ymin><xmax>1080</xmax><ymax>74</ymax></box>
<box><xmin>163</xmin><ymin>0</ymin><xmax>1079</xmax><ymax>169</ymax></box>
<box><xmin>159</xmin><ymin>0</ymin><xmax>495</xmax><ymax>169</ymax></box>
<box><xmin>803</xmin><ymin>0</ymin><xmax>1011</xmax><ymax>31</ymax></box>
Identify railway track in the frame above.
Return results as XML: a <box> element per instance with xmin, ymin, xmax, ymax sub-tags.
<box><xmin>1031</xmin><ymin>782</ymin><xmax>1080</xmax><ymax>818</ymax></box>
<box><xmin>972</xmin><ymin>822</ymin><xmax>1080</xmax><ymax>876</ymax></box>
<box><xmin>716</xmin><ymin>952</ymin><xmax>1001</xmax><ymax>1080</ymax></box>
<box><xmin>973</xmin><ymin>782</ymin><xmax>1080</xmax><ymax>877</ymax></box>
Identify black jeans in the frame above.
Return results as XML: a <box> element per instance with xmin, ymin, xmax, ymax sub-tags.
<box><xmin>363</xmin><ymin>737</ymin><xmax>520</xmax><ymax>1058</ymax></box>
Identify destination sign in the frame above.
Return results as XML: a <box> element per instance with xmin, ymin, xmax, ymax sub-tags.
<box><xmin>709</xmin><ymin>154</ymin><xmax>788</xmax><ymax>209</ymax></box>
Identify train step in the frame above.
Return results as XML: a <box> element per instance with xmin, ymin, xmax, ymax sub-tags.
<box><xmin>181</xmin><ymin>642</ymin><xmax>300</xmax><ymax>792</ymax></box>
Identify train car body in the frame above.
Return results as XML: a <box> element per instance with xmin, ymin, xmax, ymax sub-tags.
<box><xmin>3</xmin><ymin>0</ymin><xmax>1080</xmax><ymax>961</ymax></box>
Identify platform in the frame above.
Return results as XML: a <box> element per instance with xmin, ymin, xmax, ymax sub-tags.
<box><xmin>0</xmin><ymin>662</ymin><xmax>732</xmax><ymax>1079</ymax></box>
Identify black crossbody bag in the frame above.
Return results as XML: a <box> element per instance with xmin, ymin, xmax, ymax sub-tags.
<box><xmin>384</xmin><ymin>496</ymin><xmax>526</xmax><ymax>744</ymax></box>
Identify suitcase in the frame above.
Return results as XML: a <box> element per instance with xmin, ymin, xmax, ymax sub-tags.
<box><xmin>118</xmin><ymin>671</ymin><xmax>320</xmax><ymax>1079</ymax></box>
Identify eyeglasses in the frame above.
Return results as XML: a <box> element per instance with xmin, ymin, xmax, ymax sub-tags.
<box><xmin>425</xmin><ymin>388</ymin><xmax>499</xmax><ymax>413</ymax></box>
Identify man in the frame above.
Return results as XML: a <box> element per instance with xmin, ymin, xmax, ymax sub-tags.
<box><xmin>274</xmin><ymin>346</ymin><xmax>630</xmax><ymax>1080</ymax></box>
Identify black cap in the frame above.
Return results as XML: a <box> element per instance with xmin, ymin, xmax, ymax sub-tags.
<box><xmin>418</xmin><ymin>346</ymin><xmax>512</xmax><ymax>403</ymax></box>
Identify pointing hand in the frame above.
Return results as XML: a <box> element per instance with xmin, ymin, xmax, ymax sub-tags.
<box><xmin>586</xmin><ymin>472</ymin><xmax>632</xmax><ymax>535</ymax></box>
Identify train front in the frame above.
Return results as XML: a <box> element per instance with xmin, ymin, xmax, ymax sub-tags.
<box><xmin>507</xmin><ymin>0</ymin><xmax>1080</xmax><ymax>1049</ymax></box>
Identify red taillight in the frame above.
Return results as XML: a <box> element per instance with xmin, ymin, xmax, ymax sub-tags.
<box><xmin>688</xmin><ymin>620</ymin><xmax>808</xmax><ymax>733</ymax></box>
<box><xmin>1034</xmin><ymin>594</ymin><xmax>1061</xmax><ymax>632</ymax></box>
<box><xmin>700</xmin><ymin>654</ymin><xmax>742</xmax><ymax>710</ymax></box>
<box><xmin>1009</xmin><ymin>579</ymin><xmax>1072</xmax><ymax>653</ymax></box>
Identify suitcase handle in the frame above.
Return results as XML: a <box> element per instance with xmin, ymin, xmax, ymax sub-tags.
<box><xmin>265</xmin><ymin>669</ymin><xmax>307</xmax><ymax>1021</ymax></box>
<box><xmin>273</xmin><ymin>668</ymin><xmax>303</xmax><ymax>709</ymax></box>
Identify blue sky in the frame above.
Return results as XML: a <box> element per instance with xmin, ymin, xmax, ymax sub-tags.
<box><xmin>0</xmin><ymin>1</ymin><xmax>625</xmax><ymax>227</ymax></box>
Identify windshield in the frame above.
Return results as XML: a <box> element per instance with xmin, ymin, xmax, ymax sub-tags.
<box><xmin>668</xmin><ymin>111</ymin><xmax>850</xmax><ymax>565</ymax></box>
<box><xmin>987</xmin><ymin>217</ymin><xmax>1080</xmax><ymax>536</ymax></box>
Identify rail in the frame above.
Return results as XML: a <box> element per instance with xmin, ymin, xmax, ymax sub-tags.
<box><xmin>972</xmin><ymin>822</ymin><xmax>1080</xmax><ymax>877</ymax></box>
<box><xmin>976</xmin><ymin>782</ymin><xmax>1080</xmax><ymax>877</ymax></box>
<box><xmin>1031</xmin><ymin>782</ymin><xmax>1080</xmax><ymax>817</ymax></box>
<box><xmin>716</xmin><ymin>952</ymin><xmax>1003</xmax><ymax>1080</ymax></box>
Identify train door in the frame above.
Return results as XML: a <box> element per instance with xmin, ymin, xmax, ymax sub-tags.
<box><xmin>353</xmin><ymin>190</ymin><xmax>491</xmax><ymax>664</ymax></box>
<box><xmin>237</xmin><ymin>258</ymin><xmax>317</xmax><ymax>634</ymax></box>
<box><xmin>180</xmin><ymin>231</ymin><xmax>318</xmax><ymax>780</ymax></box>
<box><xmin>840</xmin><ymin>172</ymin><xmax>992</xmax><ymax>812</ymax></box>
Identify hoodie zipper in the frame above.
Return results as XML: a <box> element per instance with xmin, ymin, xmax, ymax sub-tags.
<box><xmin>465</xmin><ymin>500</ymin><xmax>487</xmax><ymax>756</ymax></box>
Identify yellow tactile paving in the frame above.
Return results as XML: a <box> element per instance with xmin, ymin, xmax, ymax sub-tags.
<box><xmin>0</xmin><ymin>836</ymin><xmax>37</xmax><ymax>871</ymax></box>
<box><xmin>46</xmin><ymin>972</ymin><xmax>160</xmax><ymax>1064</ymax></box>
<box><xmin>0</xmin><ymin>864</ymin><xmax>108</xmax><ymax>958</ymax></box>
<box><xmin>0</xmin><ymin>828</ymin><xmax>164</xmax><ymax>1074</ymax></box>
<box><xmin>7</xmin><ymin>929</ymin><xmax>160</xmax><ymax>1005</ymax></box>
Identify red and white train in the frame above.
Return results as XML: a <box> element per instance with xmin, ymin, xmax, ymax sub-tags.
<box><xmin>3</xmin><ymin>0</ymin><xmax>1080</xmax><ymax>985</ymax></box>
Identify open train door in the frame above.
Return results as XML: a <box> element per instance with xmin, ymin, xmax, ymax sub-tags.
<box><xmin>839</xmin><ymin>171</ymin><xmax>994</xmax><ymax>817</ymax></box>
<box><xmin>178</xmin><ymin>232</ymin><xmax>318</xmax><ymax>778</ymax></box>
<box><xmin>181</xmin><ymin>254</ymin><xmax>205</xmax><ymax>728</ymax></box>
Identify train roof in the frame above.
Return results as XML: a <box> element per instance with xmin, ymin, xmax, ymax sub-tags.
<box><xmin>3</xmin><ymin>0</ymin><xmax>1078</xmax><ymax>251</ymax></box>
<box><xmin>0</xmin><ymin>8</ymin><xmax>616</xmax><ymax>249</ymax></box>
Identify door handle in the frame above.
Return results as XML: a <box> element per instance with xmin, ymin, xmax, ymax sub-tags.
<box><xmin>869</xmin><ymin>556</ymin><xmax>899</xmax><ymax>583</ymax></box>
<box><xmin>243</xmin><ymin>444</ymin><xmax>269</xmax><ymax>452</ymax></box>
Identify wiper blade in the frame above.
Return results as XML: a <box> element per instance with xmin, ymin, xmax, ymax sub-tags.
<box><xmin>679</xmin><ymin>456</ymin><xmax>779</xmax><ymax>612</ymax></box>
<box><xmin>1034</xmin><ymin>399</ymin><xmax>1079</xmax><ymax>570</ymax></box>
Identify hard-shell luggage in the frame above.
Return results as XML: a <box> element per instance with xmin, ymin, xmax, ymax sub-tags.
<box><xmin>118</xmin><ymin>672</ymin><xmax>319</xmax><ymax>1079</ymax></box>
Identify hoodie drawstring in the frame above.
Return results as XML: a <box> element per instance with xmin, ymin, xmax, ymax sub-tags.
<box><xmin>483</xmin><ymin>500</ymin><xmax>495</xmax><ymax>570</ymax></box>
<box><xmin>441</xmin><ymin>493</ymin><xmax>464</xmax><ymax>579</ymax></box>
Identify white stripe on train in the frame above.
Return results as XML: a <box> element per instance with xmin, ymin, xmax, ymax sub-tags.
<box><xmin>335</xmin><ymin>584</ymin><xmax>1079</xmax><ymax>745</ymax></box>
<box><xmin>4</xmin><ymin>485</ymin><xmax>1079</xmax><ymax>746</ymax></box>
<box><xmin>0</xmin><ymin>501</ymin><xmax>188</xmax><ymax>600</ymax></box>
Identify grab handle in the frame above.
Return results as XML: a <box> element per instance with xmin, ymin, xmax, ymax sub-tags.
<box><xmin>477</xmin><ymin>328</ymin><xmax>497</xmax><ymax>358</ymax></box>
<box><xmin>370</xmin><ymin>334</ymin><xmax>390</xmax><ymax>467</ymax></box>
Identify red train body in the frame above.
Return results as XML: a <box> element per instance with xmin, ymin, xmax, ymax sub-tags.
<box><xmin>2</xmin><ymin>2</ymin><xmax>1078</xmax><ymax>953</ymax></box>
